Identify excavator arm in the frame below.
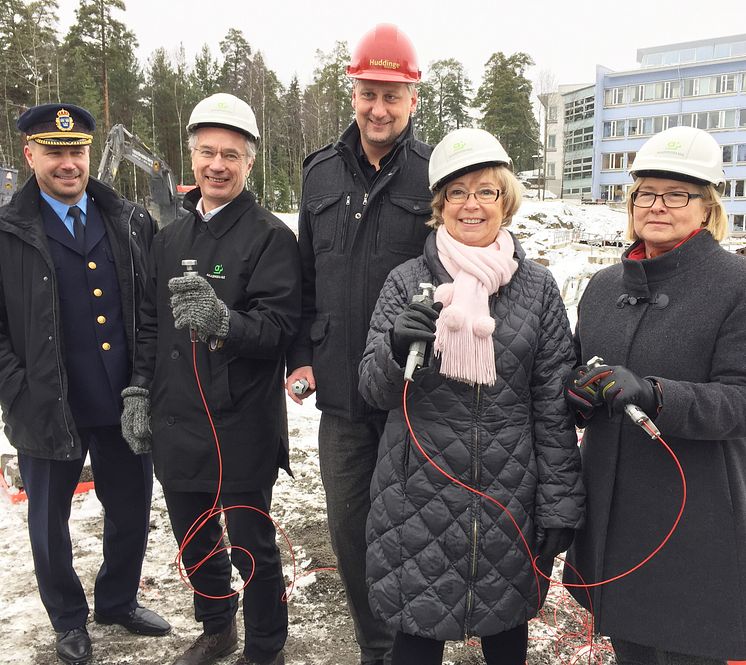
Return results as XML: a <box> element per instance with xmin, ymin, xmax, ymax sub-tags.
<box><xmin>97</xmin><ymin>124</ymin><xmax>184</xmax><ymax>225</ymax></box>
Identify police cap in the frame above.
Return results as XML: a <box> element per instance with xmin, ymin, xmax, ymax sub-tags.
<box><xmin>17</xmin><ymin>103</ymin><xmax>96</xmax><ymax>146</ymax></box>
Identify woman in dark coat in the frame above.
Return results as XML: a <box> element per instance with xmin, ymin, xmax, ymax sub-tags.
<box><xmin>563</xmin><ymin>126</ymin><xmax>746</xmax><ymax>664</ymax></box>
<box><xmin>358</xmin><ymin>128</ymin><xmax>585</xmax><ymax>665</ymax></box>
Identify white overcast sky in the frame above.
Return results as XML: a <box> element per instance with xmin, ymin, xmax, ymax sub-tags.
<box><xmin>59</xmin><ymin>0</ymin><xmax>745</xmax><ymax>91</ymax></box>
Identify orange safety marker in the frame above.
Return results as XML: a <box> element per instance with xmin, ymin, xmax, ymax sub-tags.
<box><xmin>0</xmin><ymin>471</ymin><xmax>94</xmax><ymax>503</ymax></box>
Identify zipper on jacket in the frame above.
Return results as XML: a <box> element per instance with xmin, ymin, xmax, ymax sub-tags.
<box><xmin>50</xmin><ymin>272</ymin><xmax>75</xmax><ymax>456</ymax></box>
<box><xmin>373</xmin><ymin>197</ymin><xmax>385</xmax><ymax>252</ymax></box>
<box><xmin>126</xmin><ymin>207</ymin><xmax>138</xmax><ymax>371</ymax></box>
<box><xmin>464</xmin><ymin>384</ymin><xmax>482</xmax><ymax>636</ymax></box>
<box><xmin>339</xmin><ymin>195</ymin><xmax>351</xmax><ymax>251</ymax></box>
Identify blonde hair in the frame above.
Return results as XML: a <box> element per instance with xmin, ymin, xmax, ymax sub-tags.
<box><xmin>427</xmin><ymin>165</ymin><xmax>524</xmax><ymax>230</ymax></box>
<box><xmin>625</xmin><ymin>178</ymin><xmax>728</xmax><ymax>242</ymax></box>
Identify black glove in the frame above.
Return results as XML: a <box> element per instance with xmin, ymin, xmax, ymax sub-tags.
<box><xmin>168</xmin><ymin>274</ymin><xmax>230</xmax><ymax>343</ymax></box>
<box><xmin>390</xmin><ymin>300</ymin><xmax>442</xmax><ymax>365</ymax></box>
<box><xmin>563</xmin><ymin>364</ymin><xmax>604</xmax><ymax>423</ymax></box>
<box><xmin>537</xmin><ymin>527</ymin><xmax>575</xmax><ymax>561</ymax></box>
<box><xmin>577</xmin><ymin>365</ymin><xmax>659</xmax><ymax>417</ymax></box>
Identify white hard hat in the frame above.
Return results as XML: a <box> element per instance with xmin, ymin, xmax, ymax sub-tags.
<box><xmin>186</xmin><ymin>93</ymin><xmax>260</xmax><ymax>141</ymax></box>
<box><xmin>429</xmin><ymin>128</ymin><xmax>512</xmax><ymax>191</ymax></box>
<box><xmin>630</xmin><ymin>126</ymin><xmax>725</xmax><ymax>193</ymax></box>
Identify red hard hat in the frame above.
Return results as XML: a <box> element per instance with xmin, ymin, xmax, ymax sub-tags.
<box><xmin>346</xmin><ymin>24</ymin><xmax>421</xmax><ymax>83</ymax></box>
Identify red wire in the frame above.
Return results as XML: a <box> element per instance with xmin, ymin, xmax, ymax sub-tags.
<box><xmin>173</xmin><ymin>339</ymin><xmax>300</xmax><ymax>601</ymax></box>
<box><xmin>401</xmin><ymin>380</ymin><xmax>687</xmax><ymax>664</ymax></box>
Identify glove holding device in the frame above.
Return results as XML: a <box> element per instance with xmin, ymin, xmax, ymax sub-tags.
<box><xmin>168</xmin><ymin>274</ymin><xmax>230</xmax><ymax>343</ymax></box>
<box><xmin>578</xmin><ymin>364</ymin><xmax>659</xmax><ymax>417</ymax></box>
<box><xmin>563</xmin><ymin>364</ymin><xmax>604</xmax><ymax>422</ymax></box>
<box><xmin>391</xmin><ymin>300</ymin><xmax>442</xmax><ymax>366</ymax></box>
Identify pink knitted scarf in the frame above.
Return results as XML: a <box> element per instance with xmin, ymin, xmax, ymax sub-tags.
<box><xmin>433</xmin><ymin>226</ymin><xmax>518</xmax><ymax>386</ymax></box>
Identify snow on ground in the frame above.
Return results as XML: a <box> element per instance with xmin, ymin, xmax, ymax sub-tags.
<box><xmin>5</xmin><ymin>198</ymin><xmax>741</xmax><ymax>664</ymax></box>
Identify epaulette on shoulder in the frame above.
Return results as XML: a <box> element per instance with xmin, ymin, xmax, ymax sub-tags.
<box><xmin>302</xmin><ymin>142</ymin><xmax>336</xmax><ymax>170</ymax></box>
<box><xmin>410</xmin><ymin>139</ymin><xmax>433</xmax><ymax>160</ymax></box>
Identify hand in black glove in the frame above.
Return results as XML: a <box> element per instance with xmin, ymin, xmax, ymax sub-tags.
<box><xmin>563</xmin><ymin>364</ymin><xmax>604</xmax><ymax>423</ymax></box>
<box><xmin>537</xmin><ymin>527</ymin><xmax>575</xmax><ymax>562</ymax></box>
<box><xmin>390</xmin><ymin>300</ymin><xmax>442</xmax><ymax>365</ymax></box>
<box><xmin>577</xmin><ymin>365</ymin><xmax>659</xmax><ymax>417</ymax></box>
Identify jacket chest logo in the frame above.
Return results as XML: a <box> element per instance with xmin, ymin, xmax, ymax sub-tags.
<box><xmin>206</xmin><ymin>263</ymin><xmax>226</xmax><ymax>280</ymax></box>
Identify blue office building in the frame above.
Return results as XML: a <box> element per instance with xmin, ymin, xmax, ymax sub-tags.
<box><xmin>591</xmin><ymin>34</ymin><xmax>746</xmax><ymax>232</ymax></box>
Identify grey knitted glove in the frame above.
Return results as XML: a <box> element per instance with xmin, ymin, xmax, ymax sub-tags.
<box><xmin>121</xmin><ymin>386</ymin><xmax>152</xmax><ymax>455</ymax></box>
<box><xmin>168</xmin><ymin>274</ymin><xmax>230</xmax><ymax>343</ymax></box>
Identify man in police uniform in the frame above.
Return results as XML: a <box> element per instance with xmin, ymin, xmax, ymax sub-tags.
<box><xmin>285</xmin><ymin>24</ymin><xmax>432</xmax><ymax>665</ymax></box>
<box><xmin>0</xmin><ymin>104</ymin><xmax>169</xmax><ymax>665</ymax></box>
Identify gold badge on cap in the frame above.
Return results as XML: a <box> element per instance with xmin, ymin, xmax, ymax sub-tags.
<box><xmin>55</xmin><ymin>108</ymin><xmax>74</xmax><ymax>132</ymax></box>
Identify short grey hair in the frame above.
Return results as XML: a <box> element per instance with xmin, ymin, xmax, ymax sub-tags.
<box><xmin>187</xmin><ymin>130</ymin><xmax>256</xmax><ymax>161</ymax></box>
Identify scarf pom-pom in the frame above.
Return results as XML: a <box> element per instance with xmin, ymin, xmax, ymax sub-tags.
<box><xmin>435</xmin><ymin>282</ymin><xmax>454</xmax><ymax>306</ymax></box>
<box><xmin>440</xmin><ymin>305</ymin><xmax>464</xmax><ymax>331</ymax></box>
<box><xmin>472</xmin><ymin>316</ymin><xmax>495</xmax><ymax>338</ymax></box>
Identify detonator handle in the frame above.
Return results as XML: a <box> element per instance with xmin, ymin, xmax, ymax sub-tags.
<box><xmin>403</xmin><ymin>282</ymin><xmax>436</xmax><ymax>383</ymax></box>
<box><xmin>181</xmin><ymin>259</ymin><xmax>198</xmax><ymax>343</ymax></box>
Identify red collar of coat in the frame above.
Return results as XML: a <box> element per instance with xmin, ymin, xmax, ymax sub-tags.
<box><xmin>628</xmin><ymin>228</ymin><xmax>703</xmax><ymax>261</ymax></box>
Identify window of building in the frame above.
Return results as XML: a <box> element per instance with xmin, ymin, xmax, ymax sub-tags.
<box><xmin>724</xmin><ymin>180</ymin><xmax>746</xmax><ymax>198</ymax></box>
<box><xmin>564</xmin><ymin>96</ymin><xmax>594</xmax><ymax>122</ymax></box>
<box><xmin>628</xmin><ymin>116</ymin><xmax>664</xmax><ymax>137</ymax></box>
<box><xmin>740</xmin><ymin>108</ymin><xmax>746</xmax><ymax>127</ymax></box>
<box><xmin>696</xmin><ymin>45</ymin><xmax>714</xmax><ymax>61</ymax></box>
<box><xmin>717</xmin><ymin>74</ymin><xmax>736</xmax><ymax>93</ymax></box>
<box><xmin>663</xmin><ymin>81</ymin><xmax>680</xmax><ymax>99</ymax></box>
<box><xmin>738</xmin><ymin>145</ymin><xmax>746</xmax><ymax>162</ymax></box>
<box><xmin>733</xmin><ymin>214</ymin><xmax>746</xmax><ymax>233</ymax></box>
<box><xmin>723</xmin><ymin>145</ymin><xmax>734</xmax><ymax>163</ymax></box>
<box><xmin>548</xmin><ymin>106</ymin><xmax>558</xmax><ymax>122</ymax></box>
<box><xmin>714</xmin><ymin>43</ymin><xmax>731</xmax><ymax>59</ymax></box>
<box><xmin>602</xmin><ymin>153</ymin><xmax>626</xmax><ymax>170</ymax></box>
<box><xmin>627</xmin><ymin>152</ymin><xmax>636</xmax><ymax>167</ymax></box>
<box><xmin>546</xmin><ymin>163</ymin><xmax>556</xmax><ymax>178</ymax></box>
<box><xmin>547</xmin><ymin>134</ymin><xmax>556</xmax><ymax>150</ymax></box>
<box><xmin>564</xmin><ymin>156</ymin><xmax>593</xmax><ymax>180</ymax></box>
<box><xmin>604</xmin><ymin>87</ymin><xmax>625</xmax><ymax>106</ymax></box>
<box><xmin>603</xmin><ymin>185</ymin><xmax>626</xmax><ymax>202</ymax></box>
<box><xmin>564</xmin><ymin>126</ymin><xmax>594</xmax><ymax>152</ymax></box>
<box><xmin>603</xmin><ymin>120</ymin><xmax>625</xmax><ymax>138</ymax></box>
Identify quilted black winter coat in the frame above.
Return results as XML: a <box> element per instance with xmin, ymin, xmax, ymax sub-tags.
<box><xmin>359</xmin><ymin>233</ymin><xmax>585</xmax><ymax>640</ymax></box>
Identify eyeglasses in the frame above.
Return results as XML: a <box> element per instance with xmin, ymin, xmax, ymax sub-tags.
<box><xmin>193</xmin><ymin>147</ymin><xmax>247</xmax><ymax>164</ymax></box>
<box><xmin>444</xmin><ymin>187</ymin><xmax>501</xmax><ymax>204</ymax></box>
<box><xmin>631</xmin><ymin>191</ymin><xmax>704</xmax><ymax>208</ymax></box>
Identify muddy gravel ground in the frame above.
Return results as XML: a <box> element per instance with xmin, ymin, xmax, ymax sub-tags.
<box><xmin>0</xmin><ymin>397</ymin><xmax>614</xmax><ymax>665</ymax></box>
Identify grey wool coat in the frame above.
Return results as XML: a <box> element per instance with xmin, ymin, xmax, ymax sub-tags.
<box><xmin>359</xmin><ymin>232</ymin><xmax>585</xmax><ymax>641</ymax></box>
<box><xmin>564</xmin><ymin>230</ymin><xmax>746</xmax><ymax>660</ymax></box>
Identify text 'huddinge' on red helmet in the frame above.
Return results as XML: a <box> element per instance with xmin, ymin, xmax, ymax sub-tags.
<box><xmin>346</xmin><ymin>23</ymin><xmax>421</xmax><ymax>84</ymax></box>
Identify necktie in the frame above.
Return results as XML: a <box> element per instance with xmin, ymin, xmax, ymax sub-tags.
<box><xmin>69</xmin><ymin>205</ymin><xmax>85</xmax><ymax>253</ymax></box>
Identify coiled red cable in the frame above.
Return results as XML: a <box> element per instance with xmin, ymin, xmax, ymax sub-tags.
<box><xmin>174</xmin><ymin>339</ymin><xmax>299</xmax><ymax>601</ymax></box>
<box><xmin>401</xmin><ymin>380</ymin><xmax>687</xmax><ymax>663</ymax></box>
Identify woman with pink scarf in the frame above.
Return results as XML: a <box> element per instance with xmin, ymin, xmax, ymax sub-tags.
<box><xmin>358</xmin><ymin>128</ymin><xmax>585</xmax><ymax>665</ymax></box>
